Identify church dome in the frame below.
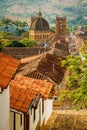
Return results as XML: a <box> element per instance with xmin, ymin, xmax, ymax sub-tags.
<box><xmin>30</xmin><ymin>10</ymin><xmax>49</xmax><ymax>31</ymax></box>
<box><xmin>30</xmin><ymin>17</ymin><xmax>49</xmax><ymax>31</ymax></box>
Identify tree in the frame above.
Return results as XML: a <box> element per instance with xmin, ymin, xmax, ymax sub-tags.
<box><xmin>0</xmin><ymin>31</ymin><xmax>11</xmax><ymax>50</ymax></box>
<box><xmin>19</xmin><ymin>21</ymin><xmax>29</xmax><ymax>30</ymax></box>
<box><xmin>12</xmin><ymin>20</ymin><xmax>28</xmax><ymax>36</ymax></box>
<box><xmin>0</xmin><ymin>21</ymin><xmax>3</xmax><ymax>26</ymax></box>
<box><xmin>60</xmin><ymin>48</ymin><xmax>87</xmax><ymax>109</ymax></box>
<box><xmin>6</xmin><ymin>40</ymin><xmax>25</xmax><ymax>47</ymax></box>
<box><xmin>20</xmin><ymin>38</ymin><xmax>37</xmax><ymax>47</ymax></box>
<box><xmin>1</xmin><ymin>18</ymin><xmax>12</xmax><ymax>31</ymax></box>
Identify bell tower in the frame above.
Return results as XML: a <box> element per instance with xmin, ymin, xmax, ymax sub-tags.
<box><xmin>55</xmin><ymin>16</ymin><xmax>66</xmax><ymax>42</ymax></box>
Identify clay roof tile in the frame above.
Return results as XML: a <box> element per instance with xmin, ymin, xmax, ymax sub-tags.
<box><xmin>10</xmin><ymin>75</ymin><xmax>54</xmax><ymax>113</ymax></box>
<box><xmin>0</xmin><ymin>52</ymin><xmax>20</xmax><ymax>89</ymax></box>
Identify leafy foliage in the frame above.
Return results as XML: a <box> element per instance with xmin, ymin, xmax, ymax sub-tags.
<box><xmin>0</xmin><ymin>31</ymin><xmax>37</xmax><ymax>48</ymax></box>
<box><xmin>0</xmin><ymin>31</ymin><xmax>13</xmax><ymax>50</ymax></box>
<box><xmin>60</xmin><ymin>49</ymin><xmax>87</xmax><ymax>109</ymax></box>
<box><xmin>6</xmin><ymin>40</ymin><xmax>25</xmax><ymax>47</ymax></box>
<box><xmin>5</xmin><ymin>38</ymin><xmax>37</xmax><ymax>47</ymax></box>
<box><xmin>20</xmin><ymin>38</ymin><xmax>37</xmax><ymax>47</ymax></box>
<box><xmin>1</xmin><ymin>18</ymin><xmax>12</xmax><ymax>31</ymax></box>
<box><xmin>84</xmin><ymin>40</ymin><xmax>87</xmax><ymax>45</ymax></box>
<box><xmin>12</xmin><ymin>20</ymin><xmax>28</xmax><ymax>36</ymax></box>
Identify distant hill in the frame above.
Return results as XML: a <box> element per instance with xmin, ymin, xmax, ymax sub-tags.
<box><xmin>0</xmin><ymin>0</ymin><xmax>87</xmax><ymax>27</ymax></box>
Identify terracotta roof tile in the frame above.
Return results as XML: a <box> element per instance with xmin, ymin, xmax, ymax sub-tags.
<box><xmin>0</xmin><ymin>52</ymin><xmax>20</xmax><ymax>89</ymax></box>
<box><xmin>10</xmin><ymin>75</ymin><xmax>54</xmax><ymax>113</ymax></box>
<box><xmin>18</xmin><ymin>54</ymin><xmax>65</xmax><ymax>84</ymax></box>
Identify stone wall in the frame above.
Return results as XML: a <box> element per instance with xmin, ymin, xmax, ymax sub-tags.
<box><xmin>2</xmin><ymin>47</ymin><xmax>50</xmax><ymax>59</ymax></box>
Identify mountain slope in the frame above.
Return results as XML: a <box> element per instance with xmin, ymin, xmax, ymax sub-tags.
<box><xmin>0</xmin><ymin>0</ymin><xmax>87</xmax><ymax>26</ymax></box>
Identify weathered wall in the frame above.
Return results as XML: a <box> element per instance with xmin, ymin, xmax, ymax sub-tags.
<box><xmin>2</xmin><ymin>47</ymin><xmax>50</xmax><ymax>59</ymax></box>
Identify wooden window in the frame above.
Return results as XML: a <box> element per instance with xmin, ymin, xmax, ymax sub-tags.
<box><xmin>42</xmin><ymin>98</ymin><xmax>44</xmax><ymax>114</ymax></box>
<box><xmin>20</xmin><ymin>114</ymin><xmax>22</xmax><ymax>126</ymax></box>
<box><xmin>33</xmin><ymin>109</ymin><xmax>36</xmax><ymax>122</ymax></box>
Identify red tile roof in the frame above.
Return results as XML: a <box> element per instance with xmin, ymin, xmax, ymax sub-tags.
<box><xmin>10</xmin><ymin>75</ymin><xmax>54</xmax><ymax>113</ymax></box>
<box><xmin>0</xmin><ymin>52</ymin><xmax>20</xmax><ymax>89</ymax></box>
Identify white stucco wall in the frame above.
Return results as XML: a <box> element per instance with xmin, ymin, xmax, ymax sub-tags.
<box><xmin>38</xmin><ymin>98</ymin><xmax>53</xmax><ymax>126</ymax></box>
<box><xmin>0</xmin><ymin>86</ymin><xmax>10</xmax><ymax>130</ymax></box>
<box><xmin>44</xmin><ymin>99</ymin><xmax>53</xmax><ymax>123</ymax></box>
<box><xmin>10</xmin><ymin>111</ymin><xmax>24</xmax><ymax>130</ymax></box>
<box><xmin>39</xmin><ymin>98</ymin><xmax>45</xmax><ymax>126</ymax></box>
<box><xmin>29</xmin><ymin>98</ymin><xmax>53</xmax><ymax>130</ymax></box>
<box><xmin>29</xmin><ymin>99</ymin><xmax>42</xmax><ymax>130</ymax></box>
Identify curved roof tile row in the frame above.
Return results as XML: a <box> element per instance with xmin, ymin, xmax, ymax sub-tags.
<box><xmin>10</xmin><ymin>75</ymin><xmax>54</xmax><ymax>113</ymax></box>
<box><xmin>0</xmin><ymin>52</ymin><xmax>20</xmax><ymax>89</ymax></box>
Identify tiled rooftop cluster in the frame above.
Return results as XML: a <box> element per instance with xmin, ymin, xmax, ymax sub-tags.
<box><xmin>10</xmin><ymin>75</ymin><xmax>54</xmax><ymax>113</ymax></box>
<box><xmin>18</xmin><ymin>54</ymin><xmax>65</xmax><ymax>84</ymax></box>
<box><xmin>0</xmin><ymin>52</ymin><xmax>20</xmax><ymax>89</ymax></box>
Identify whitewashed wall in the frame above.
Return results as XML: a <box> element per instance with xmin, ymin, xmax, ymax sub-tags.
<box><xmin>39</xmin><ymin>98</ymin><xmax>53</xmax><ymax>125</ymax></box>
<box><xmin>29</xmin><ymin>98</ymin><xmax>53</xmax><ymax>130</ymax></box>
<box><xmin>44</xmin><ymin>99</ymin><xmax>53</xmax><ymax>123</ymax></box>
<box><xmin>39</xmin><ymin>98</ymin><xmax>45</xmax><ymax>126</ymax></box>
<box><xmin>0</xmin><ymin>86</ymin><xmax>10</xmax><ymax>130</ymax></box>
<box><xmin>29</xmin><ymin>98</ymin><xmax>42</xmax><ymax>130</ymax></box>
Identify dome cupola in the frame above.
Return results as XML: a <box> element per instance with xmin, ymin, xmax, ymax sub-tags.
<box><xmin>30</xmin><ymin>10</ymin><xmax>49</xmax><ymax>31</ymax></box>
<box><xmin>38</xmin><ymin>8</ymin><xmax>42</xmax><ymax>18</ymax></box>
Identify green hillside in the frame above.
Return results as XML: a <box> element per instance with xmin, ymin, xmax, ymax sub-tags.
<box><xmin>0</xmin><ymin>0</ymin><xmax>87</xmax><ymax>27</ymax></box>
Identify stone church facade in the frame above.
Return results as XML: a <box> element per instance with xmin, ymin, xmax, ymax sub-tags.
<box><xmin>29</xmin><ymin>10</ymin><xmax>50</xmax><ymax>44</ymax></box>
<box><xmin>29</xmin><ymin>10</ymin><xmax>66</xmax><ymax>44</ymax></box>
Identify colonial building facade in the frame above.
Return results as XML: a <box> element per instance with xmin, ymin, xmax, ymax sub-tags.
<box><xmin>29</xmin><ymin>10</ymin><xmax>50</xmax><ymax>44</ymax></box>
<box><xmin>10</xmin><ymin>75</ymin><xmax>56</xmax><ymax>130</ymax></box>
<box><xmin>0</xmin><ymin>52</ymin><xmax>20</xmax><ymax>130</ymax></box>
